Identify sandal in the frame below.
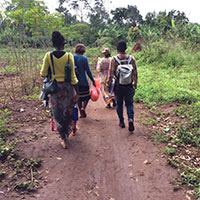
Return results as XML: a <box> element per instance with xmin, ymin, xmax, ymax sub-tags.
<box><xmin>80</xmin><ymin>110</ymin><xmax>84</xmax><ymax>118</ymax></box>
<box><xmin>71</xmin><ymin>125</ymin><xmax>79</xmax><ymax>136</ymax></box>
<box><xmin>60</xmin><ymin>138</ymin><xmax>69</xmax><ymax>149</ymax></box>
<box><xmin>106</xmin><ymin>103</ymin><xmax>111</xmax><ymax>109</ymax></box>
<box><xmin>112</xmin><ymin>100</ymin><xmax>116</xmax><ymax>107</ymax></box>
<box><xmin>80</xmin><ymin>108</ymin><xmax>87</xmax><ymax>118</ymax></box>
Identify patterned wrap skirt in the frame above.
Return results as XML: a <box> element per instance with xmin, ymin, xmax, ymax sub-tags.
<box><xmin>50</xmin><ymin>82</ymin><xmax>76</xmax><ymax>139</ymax></box>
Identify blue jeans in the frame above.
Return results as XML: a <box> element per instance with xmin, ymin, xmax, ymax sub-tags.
<box><xmin>115</xmin><ymin>86</ymin><xmax>135</xmax><ymax>124</ymax></box>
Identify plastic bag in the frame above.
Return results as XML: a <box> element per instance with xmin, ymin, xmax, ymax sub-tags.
<box><xmin>90</xmin><ymin>86</ymin><xmax>100</xmax><ymax>102</ymax></box>
<box><xmin>94</xmin><ymin>77</ymin><xmax>101</xmax><ymax>89</ymax></box>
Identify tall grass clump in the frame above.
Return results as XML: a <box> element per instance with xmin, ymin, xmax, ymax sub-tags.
<box><xmin>0</xmin><ymin>109</ymin><xmax>12</xmax><ymax>140</ymax></box>
<box><xmin>134</xmin><ymin>39</ymin><xmax>200</xmax><ymax>106</ymax></box>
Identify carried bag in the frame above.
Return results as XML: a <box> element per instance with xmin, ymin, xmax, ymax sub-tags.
<box><xmin>114</xmin><ymin>56</ymin><xmax>133</xmax><ymax>85</ymax></box>
<box><xmin>65</xmin><ymin>53</ymin><xmax>71</xmax><ymax>83</ymax></box>
<box><xmin>43</xmin><ymin>52</ymin><xmax>58</xmax><ymax>95</ymax></box>
<box><xmin>90</xmin><ymin>86</ymin><xmax>100</xmax><ymax>102</ymax></box>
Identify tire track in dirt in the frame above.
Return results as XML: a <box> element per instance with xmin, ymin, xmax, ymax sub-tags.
<box><xmin>15</xmin><ymin>96</ymin><xmax>186</xmax><ymax>200</ymax></box>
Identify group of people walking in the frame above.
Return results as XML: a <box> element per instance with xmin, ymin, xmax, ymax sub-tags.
<box><xmin>40</xmin><ymin>31</ymin><xmax>138</xmax><ymax>149</ymax></box>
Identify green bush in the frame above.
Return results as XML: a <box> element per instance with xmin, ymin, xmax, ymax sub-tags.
<box><xmin>0</xmin><ymin>109</ymin><xmax>12</xmax><ymax>139</ymax></box>
<box><xmin>134</xmin><ymin>40</ymin><xmax>200</xmax><ymax>106</ymax></box>
<box><xmin>85</xmin><ymin>47</ymin><xmax>101</xmax><ymax>58</ymax></box>
<box><xmin>164</xmin><ymin>147</ymin><xmax>176</xmax><ymax>155</ymax></box>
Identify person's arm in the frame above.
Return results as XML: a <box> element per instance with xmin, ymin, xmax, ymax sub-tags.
<box><xmin>131</xmin><ymin>56</ymin><xmax>138</xmax><ymax>89</ymax></box>
<box><xmin>73</xmin><ymin>83</ymin><xmax>78</xmax><ymax>93</ymax></box>
<box><xmin>68</xmin><ymin>53</ymin><xmax>78</xmax><ymax>102</ymax></box>
<box><xmin>68</xmin><ymin>53</ymin><xmax>78</xmax><ymax>85</ymax></box>
<box><xmin>84</xmin><ymin>57</ymin><xmax>96</xmax><ymax>86</ymax></box>
<box><xmin>96</xmin><ymin>57</ymin><xmax>103</xmax><ymax>72</ymax></box>
<box><xmin>40</xmin><ymin>52</ymin><xmax>50</xmax><ymax>77</ymax></box>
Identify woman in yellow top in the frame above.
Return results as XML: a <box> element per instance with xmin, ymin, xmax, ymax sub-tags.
<box><xmin>40</xmin><ymin>31</ymin><xmax>78</xmax><ymax>149</ymax></box>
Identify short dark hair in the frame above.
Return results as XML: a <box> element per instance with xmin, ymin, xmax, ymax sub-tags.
<box><xmin>74</xmin><ymin>43</ymin><xmax>86</xmax><ymax>55</ymax></box>
<box><xmin>52</xmin><ymin>31</ymin><xmax>65</xmax><ymax>48</ymax></box>
<box><xmin>117</xmin><ymin>40</ymin><xmax>127</xmax><ymax>53</ymax></box>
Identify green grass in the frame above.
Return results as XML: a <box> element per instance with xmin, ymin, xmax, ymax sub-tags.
<box><xmin>134</xmin><ymin>40</ymin><xmax>200</xmax><ymax>106</ymax></box>
<box><xmin>0</xmin><ymin>48</ymin><xmax>13</xmax><ymax>60</ymax></box>
<box><xmin>15</xmin><ymin>180</ymin><xmax>38</xmax><ymax>192</ymax></box>
<box><xmin>0</xmin><ymin>109</ymin><xmax>12</xmax><ymax>139</ymax></box>
<box><xmin>164</xmin><ymin>147</ymin><xmax>176</xmax><ymax>155</ymax></box>
<box><xmin>25</xmin><ymin>93</ymin><xmax>40</xmax><ymax>100</ymax></box>
<box><xmin>133</xmin><ymin>40</ymin><xmax>200</xmax><ymax>198</ymax></box>
<box><xmin>151</xmin><ymin>131</ymin><xmax>170</xmax><ymax>143</ymax></box>
<box><xmin>134</xmin><ymin>65</ymin><xmax>200</xmax><ymax>105</ymax></box>
<box><xmin>173</xmin><ymin>102</ymin><xmax>200</xmax><ymax>148</ymax></box>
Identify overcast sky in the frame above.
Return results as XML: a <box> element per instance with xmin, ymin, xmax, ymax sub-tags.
<box><xmin>44</xmin><ymin>0</ymin><xmax>200</xmax><ymax>24</ymax></box>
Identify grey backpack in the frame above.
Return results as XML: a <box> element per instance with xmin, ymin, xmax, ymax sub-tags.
<box><xmin>114</xmin><ymin>56</ymin><xmax>133</xmax><ymax>85</ymax></box>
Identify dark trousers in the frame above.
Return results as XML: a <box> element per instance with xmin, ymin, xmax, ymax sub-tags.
<box><xmin>114</xmin><ymin>86</ymin><xmax>135</xmax><ymax>124</ymax></box>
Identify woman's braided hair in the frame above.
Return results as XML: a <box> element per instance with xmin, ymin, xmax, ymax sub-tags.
<box><xmin>52</xmin><ymin>31</ymin><xmax>65</xmax><ymax>48</ymax></box>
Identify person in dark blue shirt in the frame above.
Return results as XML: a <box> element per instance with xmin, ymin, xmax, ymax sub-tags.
<box><xmin>74</xmin><ymin>43</ymin><xmax>96</xmax><ymax>118</ymax></box>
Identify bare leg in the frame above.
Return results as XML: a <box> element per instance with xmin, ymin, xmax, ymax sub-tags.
<box><xmin>79</xmin><ymin>99</ymin><xmax>89</xmax><ymax>118</ymax></box>
<box><xmin>83</xmin><ymin>99</ymin><xmax>89</xmax><ymax>110</ymax></box>
<box><xmin>78</xmin><ymin>100</ymin><xmax>82</xmax><ymax>115</ymax></box>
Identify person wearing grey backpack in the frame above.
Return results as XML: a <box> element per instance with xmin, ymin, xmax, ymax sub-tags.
<box><xmin>107</xmin><ymin>40</ymin><xmax>138</xmax><ymax>133</ymax></box>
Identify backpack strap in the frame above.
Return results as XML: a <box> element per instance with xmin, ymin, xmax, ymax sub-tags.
<box><xmin>114</xmin><ymin>55</ymin><xmax>132</xmax><ymax>64</ymax></box>
<box><xmin>114</xmin><ymin>56</ymin><xmax>121</xmax><ymax>65</ymax></box>
<box><xmin>50</xmin><ymin>52</ymin><xmax>56</xmax><ymax>79</ymax></box>
<box><xmin>65</xmin><ymin>52</ymin><xmax>71</xmax><ymax>83</ymax></box>
<box><xmin>127</xmin><ymin>56</ymin><xmax>132</xmax><ymax>64</ymax></box>
<box><xmin>66</xmin><ymin>52</ymin><xmax>70</xmax><ymax>65</ymax></box>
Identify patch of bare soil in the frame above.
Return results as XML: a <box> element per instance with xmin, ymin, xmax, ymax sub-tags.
<box><xmin>0</xmin><ymin>95</ymin><xmax>187</xmax><ymax>200</ymax></box>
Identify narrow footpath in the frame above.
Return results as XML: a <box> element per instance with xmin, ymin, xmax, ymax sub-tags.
<box><xmin>20</xmin><ymin>95</ymin><xmax>186</xmax><ymax>200</ymax></box>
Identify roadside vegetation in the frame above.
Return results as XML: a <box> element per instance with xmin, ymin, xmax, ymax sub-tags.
<box><xmin>0</xmin><ymin>0</ymin><xmax>200</xmax><ymax>198</ymax></box>
<box><xmin>0</xmin><ymin>109</ymin><xmax>42</xmax><ymax>194</ymax></box>
<box><xmin>135</xmin><ymin>40</ymin><xmax>200</xmax><ymax>199</ymax></box>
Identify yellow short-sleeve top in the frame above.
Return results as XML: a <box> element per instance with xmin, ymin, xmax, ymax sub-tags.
<box><xmin>40</xmin><ymin>52</ymin><xmax>78</xmax><ymax>85</ymax></box>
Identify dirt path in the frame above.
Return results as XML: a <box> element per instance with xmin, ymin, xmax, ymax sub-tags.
<box><xmin>11</xmin><ymin>96</ymin><xmax>186</xmax><ymax>200</ymax></box>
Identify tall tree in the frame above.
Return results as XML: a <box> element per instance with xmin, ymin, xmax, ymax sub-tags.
<box><xmin>111</xmin><ymin>5</ymin><xmax>143</xmax><ymax>27</ymax></box>
<box><xmin>167</xmin><ymin>10</ymin><xmax>189</xmax><ymax>25</ymax></box>
<box><xmin>5</xmin><ymin>0</ymin><xmax>63</xmax><ymax>46</ymax></box>
<box><xmin>56</xmin><ymin>4</ymin><xmax>77</xmax><ymax>25</ymax></box>
<box><xmin>89</xmin><ymin>0</ymin><xmax>109</xmax><ymax>26</ymax></box>
<box><xmin>88</xmin><ymin>0</ymin><xmax>110</xmax><ymax>44</ymax></box>
<box><xmin>144</xmin><ymin>11</ymin><xmax>157</xmax><ymax>27</ymax></box>
<box><xmin>57</xmin><ymin>0</ymin><xmax>91</xmax><ymax>22</ymax></box>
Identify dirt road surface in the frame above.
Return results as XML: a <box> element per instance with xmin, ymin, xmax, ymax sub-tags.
<box><xmin>5</xmin><ymin>95</ymin><xmax>186</xmax><ymax>200</ymax></box>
